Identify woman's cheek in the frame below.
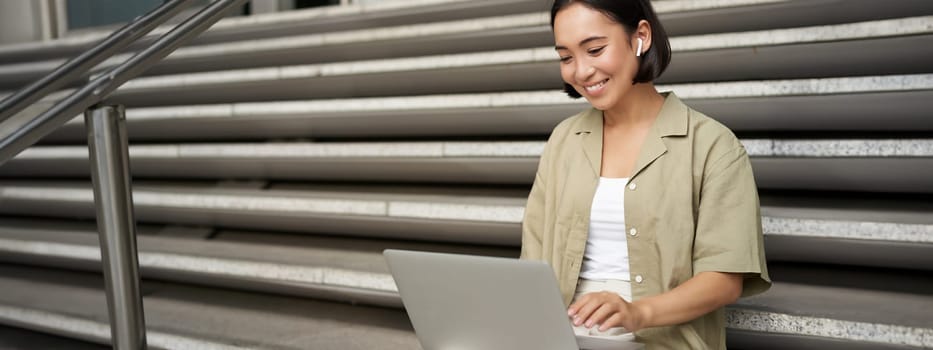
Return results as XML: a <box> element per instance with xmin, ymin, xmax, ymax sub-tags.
<box><xmin>560</xmin><ymin>66</ymin><xmax>574</xmax><ymax>85</ymax></box>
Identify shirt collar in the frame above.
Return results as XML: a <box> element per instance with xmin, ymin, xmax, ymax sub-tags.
<box><xmin>573</xmin><ymin>91</ymin><xmax>688</xmax><ymax>137</ymax></box>
<box><xmin>574</xmin><ymin>92</ymin><xmax>689</xmax><ymax>178</ymax></box>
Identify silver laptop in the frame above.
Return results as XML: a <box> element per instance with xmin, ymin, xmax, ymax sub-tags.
<box><xmin>384</xmin><ymin>249</ymin><xmax>644</xmax><ymax>350</ymax></box>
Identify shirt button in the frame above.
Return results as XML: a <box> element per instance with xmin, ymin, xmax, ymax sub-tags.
<box><xmin>634</xmin><ymin>275</ymin><xmax>644</xmax><ymax>284</ymax></box>
<box><xmin>629</xmin><ymin>228</ymin><xmax>637</xmax><ymax>237</ymax></box>
<box><xmin>628</xmin><ymin>182</ymin><xmax>637</xmax><ymax>190</ymax></box>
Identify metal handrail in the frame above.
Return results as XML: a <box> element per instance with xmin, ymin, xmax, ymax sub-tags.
<box><xmin>0</xmin><ymin>0</ymin><xmax>191</xmax><ymax>124</ymax></box>
<box><xmin>0</xmin><ymin>0</ymin><xmax>248</xmax><ymax>165</ymax></box>
<box><xmin>0</xmin><ymin>0</ymin><xmax>248</xmax><ymax>348</ymax></box>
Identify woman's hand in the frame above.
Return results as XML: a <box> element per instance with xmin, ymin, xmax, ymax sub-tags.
<box><xmin>567</xmin><ymin>291</ymin><xmax>651</xmax><ymax>332</ymax></box>
<box><xmin>568</xmin><ymin>272</ymin><xmax>743</xmax><ymax>332</ymax></box>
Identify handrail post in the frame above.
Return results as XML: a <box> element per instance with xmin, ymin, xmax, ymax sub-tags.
<box><xmin>85</xmin><ymin>104</ymin><xmax>146</xmax><ymax>350</ymax></box>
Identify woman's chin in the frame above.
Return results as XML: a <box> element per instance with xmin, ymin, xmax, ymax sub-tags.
<box><xmin>585</xmin><ymin>97</ymin><xmax>613</xmax><ymax>111</ymax></box>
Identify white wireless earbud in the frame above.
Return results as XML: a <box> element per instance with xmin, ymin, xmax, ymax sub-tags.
<box><xmin>636</xmin><ymin>38</ymin><xmax>644</xmax><ymax>57</ymax></box>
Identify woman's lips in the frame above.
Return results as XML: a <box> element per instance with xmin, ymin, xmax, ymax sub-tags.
<box><xmin>583</xmin><ymin>78</ymin><xmax>609</xmax><ymax>95</ymax></box>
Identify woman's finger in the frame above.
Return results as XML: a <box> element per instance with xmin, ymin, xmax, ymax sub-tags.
<box><xmin>571</xmin><ymin>295</ymin><xmax>602</xmax><ymax>326</ymax></box>
<box><xmin>598</xmin><ymin>313</ymin><xmax>625</xmax><ymax>332</ymax></box>
<box><xmin>567</xmin><ymin>294</ymin><xmax>591</xmax><ymax>316</ymax></box>
<box><xmin>584</xmin><ymin>302</ymin><xmax>616</xmax><ymax>328</ymax></box>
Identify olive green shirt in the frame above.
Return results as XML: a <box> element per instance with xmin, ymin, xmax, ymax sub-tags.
<box><xmin>520</xmin><ymin>92</ymin><xmax>771</xmax><ymax>350</ymax></box>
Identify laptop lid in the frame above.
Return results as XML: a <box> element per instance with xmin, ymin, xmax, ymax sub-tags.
<box><xmin>385</xmin><ymin>249</ymin><xmax>580</xmax><ymax>350</ymax></box>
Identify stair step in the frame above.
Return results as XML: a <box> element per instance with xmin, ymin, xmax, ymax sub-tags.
<box><xmin>0</xmin><ymin>227</ymin><xmax>399</xmax><ymax>307</ymax></box>
<box><xmin>666</xmin><ymin>17</ymin><xmax>933</xmax><ymax>82</ymax></box>
<box><xmin>727</xmin><ymin>282</ymin><xmax>932</xmax><ymax>349</ymax></box>
<box><xmin>0</xmin><ymin>184</ymin><xmax>526</xmax><ymax>245</ymax></box>
<box><xmin>105</xmin><ymin>47</ymin><xmax>558</xmax><ymax>105</ymax></box>
<box><xmin>655</xmin><ymin>0</ymin><xmax>933</xmax><ymax>36</ymax></box>
<box><xmin>0</xmin><ymin>184</ymin><xmax>929</xmax><ymax>269</ymax></box>
<box><xmin>1</xmin><ymin>247</ymin><xmax>928</xmax><ymax>349</ymax></box>
<box><xmin>21</xmin><ymin>75</ymin><xmax>929</xmax><ymax>143</ymax></box>
<box><xmin>7</xmin><ymin>75</ymin><xmax>932</xmax><ymax>142</ymax></box>
<box><xmin>0</xmin><ymin>218</ymin><xmax>516</xmax><ymax>307</ymax></box>
<box><xmin>0</xmin><ymin>264</ymin><xmax>419</xmax><ymax>349</ymax></box>
<box><xmin>1</xmin><ymin>215</ymin><xmax>929</xmax><ymax>299</ymax></box>
<box><xmin>5</xmin><ymin>138</ymin><xmax>933</xmax><ymax>192</ymax></box>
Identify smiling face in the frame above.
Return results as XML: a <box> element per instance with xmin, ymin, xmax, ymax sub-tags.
<box><xmin>553</xmin><ymin>3</ymin><xmax>644</xmax><ymax>111</ymax></box>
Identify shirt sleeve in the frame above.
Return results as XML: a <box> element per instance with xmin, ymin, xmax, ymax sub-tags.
<box><xmin>521</xmin><ymin>121</ymin><xmax>563</xmax><ymax>261</ymax></box>
<box><xmin>693</xmin><ymin>144</ymin><xmax>771</xmax><ymax>298</ymax></box>
<box><xmin>520</xmin><ymin>170</ymin><xmax>545</xmax><ymax>261</ymax></box>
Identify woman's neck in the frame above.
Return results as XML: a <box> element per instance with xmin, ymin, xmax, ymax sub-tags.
<box><xmin>602</xmin><ymin>83</ymin><xmax>665</xmax><ymax>129</ymax></box>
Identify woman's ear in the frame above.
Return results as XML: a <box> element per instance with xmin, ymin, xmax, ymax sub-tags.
<box><xmin>634</xmin><ymin>19</ymin><xmax>653</xmax><ymax>55</ymax></box>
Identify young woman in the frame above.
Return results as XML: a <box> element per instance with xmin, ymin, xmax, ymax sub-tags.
<box><xmin>520</xmin><ymin>1</ymin><xmax>771</xmax><ymax>348</ymax></box>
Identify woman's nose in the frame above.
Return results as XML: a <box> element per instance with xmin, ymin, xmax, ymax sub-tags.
<box><xmin>575</xmin><ymin>62</ymin><xmax>595</xmax><ymax>82</ymax></box>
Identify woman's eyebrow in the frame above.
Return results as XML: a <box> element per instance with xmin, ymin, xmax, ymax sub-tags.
<box><xmin>555</xmin><ymin>36</ymin><xmax>608</xmax><ymax>50</ymax></box>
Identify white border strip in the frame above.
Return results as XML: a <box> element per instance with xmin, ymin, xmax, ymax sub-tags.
<box><xmin>727</xmin><ymin>309</ymin><xmax>932</xmax><ymax>348</ymax></box>
<box><xmin>39</xmin><ymin>74</ymin><xmax>933</xmax><ymax>125</ymax></box>
<box><xmin>1</xmin><ymin>187</ymin><xmax>930</xmax><ymax>242</ymax></box>
<box><xmin>168</xmin><ymin>12</ymin><xmax>548</xmax><ymax>60</ymax></box>
<box><xmin>672</xmin><ymin>16</ymin><xmax>933</xmax><ymax>51</ymax></box>
<box><xmin>0</xmin><ymin>238</ymin><xmax>397</xmax><ymax>292</ymax></box>
<box><xmin>762</xmin><ymin>217</ymin><xmax>933</xmax><ymax>244</ymax></box>
<box><xmin>120</xmin><ymin>46</ymin><xmax>557</xmax><ymax>89</ymax></box>
<box><xmin>664</xmin><ymin>74</ymin><xmax>933</xmax><ymax>99</ymax></box>
<box><xmin>388</xmin><ymin>201</ymin><xmax>524</xmax><ymax>223</ymax></box>
<box><xmin>0</xmin><ymin>186</ymin><xmax>388</xmax><ymax>215</ymax></box>
<box><xmin>653</xmin><ymin>0</ymin><xmax>788</xmax><ymax>12</ymax></box>
<box><xmin>741</xmin><ymin>139</ymin><xmax>933</xmax><ymax>157</ymax></box>
<box><xmin>14</xmin><ymin>138</ymin><xmax>933</xmax><ymax>160</ymax></box>
<box><xmin>122</xmin><ymin>74</ymin><xmax>933</xmax><ymax>117</ymax></box>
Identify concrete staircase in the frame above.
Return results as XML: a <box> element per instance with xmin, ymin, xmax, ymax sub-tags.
<box><xmin>0</xmin><ymin>0</ymin><xmax>931</xmax><ymax>349</ymax></box>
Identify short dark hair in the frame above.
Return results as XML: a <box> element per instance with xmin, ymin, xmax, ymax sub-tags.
<box><xmin>551</xmin><ymin>0</ymin><xmax>671</xmax><ymax>98</ymax></box>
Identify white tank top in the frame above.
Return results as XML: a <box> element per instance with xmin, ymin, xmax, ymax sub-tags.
<box><xmin>579</xmin><ymin>177</ymin><xmax>631</xmax><ymax>281</ymax></box>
